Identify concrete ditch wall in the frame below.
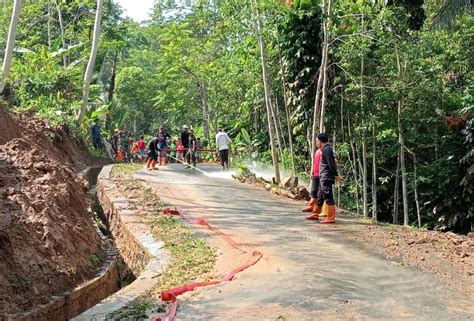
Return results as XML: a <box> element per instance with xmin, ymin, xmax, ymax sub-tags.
<box><xmin>95</xmin><ymin>166</ymin><xmax>152</xmax><ymax>276</ymax></box>
<box><xmin>74</xmin><ymin>165</ymin><xmax>169</xmax><ymax>320</ymax></box>
<box><xmin>8</xmin><ymin>244</ymin><xmax>120</xmax><ymax>321</ymax></box>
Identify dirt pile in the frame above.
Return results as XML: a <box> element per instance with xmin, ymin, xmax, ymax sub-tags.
<box><xmin>348</xmin><ymin>224</ymin><xmax>474</xmax><ymax>294</ymax></box>
<box><xmin>0</xmin><ymin>108</ymin><xmax>102</xmax><ymax>315</ymax></box>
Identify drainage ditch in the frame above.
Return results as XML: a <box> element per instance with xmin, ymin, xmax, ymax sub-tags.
<box><xmin>86</xmin><ymin>166</ymin><xmax>136</xmax><ymax>289</ymax></box>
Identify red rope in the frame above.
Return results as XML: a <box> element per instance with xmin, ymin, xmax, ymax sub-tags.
<box><xmin>153</xmin><ymin>208</ymin><xmax>263</xmax><ymax>321</ymax></box>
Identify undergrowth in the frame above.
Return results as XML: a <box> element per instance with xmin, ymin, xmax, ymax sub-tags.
<box><xmin>107</xmin><ymin>164</ymin><xmax>217</xmax><ymax>320</ymax></box>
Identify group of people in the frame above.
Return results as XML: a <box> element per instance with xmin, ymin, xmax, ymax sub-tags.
<box><xmin>92</xmin><ymin>120</ymin><xmax>339</xmax><ymax>223</ymax></box>
<box><xmin>91</xmin><ymin>119</ymin><xmax>232</xmax><ymax>170</ymax></box>
<box><xmin>145</xmin><ymin>125</ymin><xmax>231</xmax><ymax>171</ymax></box>
<box><xmin>301</xmin><ymin>133</ymin><xmax>341</xmax><ymax>224</ymax></box>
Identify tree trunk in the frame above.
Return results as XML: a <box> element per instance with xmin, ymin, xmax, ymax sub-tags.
<box><xmin>348</xmin><ymin>116</ymin><xmax>361</xmax><ymax>215</ymax></box>
<box><xmin>271</xmin><ymin>96</ymin><xmax>283</xmax><ymax>158</ymax></box>
<box><xmin>340</xmin><ymin>85</ymin><xmax>345</xmax><ymax>142</ymax></box>
<box><xmin>393</xmin><ymin>150</ymin><xmax>400</xmax><ymax>224</ymax></box>
<box><xmin>277</xmin><ymin>33</ymin><xmax>296</xmax><ymax>175</ymax></box>
<box><xmin>254</xmin><ymin>0</ymin><xmax>280</xmax><ymax>183</ymax></box>
<box><xmin>405</xmin><ymin>146</ymin><xmax>421</xmax><ymax>228</ymax></box>
<box><xmin>396</xmin><ymin>49</ymin><xmax>409</xmax><ymax>226</ymax></box>
<box><xmin>311</xmin><ymin>67</ymin><xmax>324</xmax><ymax>173</ymax></box>
<box><xmin>311</xmin><ymin>0</ymin><xmax>329</xmax><ymax>170</ymax></box>
<box><xmin>54</xmin><ymin>0</ymin><xmax>67</xmax><ymax>66</ymax></box>
<box><xmin>108</xmin><ymin>51</ymin><xmax>118</xmax><ymax>102</ymax></box>
<box><xmin>362</xmin><ymin>133</ymin><xmax>368</xmax><ymax>217</ymax></box>
<box><xmin>0</xmin><ymin>0</ymin><xmax>22</xmax><ymax>94</ymax></box>
<box><xmin>318</xmin><ymin>0</ymin><xmax>331</xmax><ymax>133</ymax></box>
<box><xmin>47</xmin><ymin>0</ymin><xmax>51</xmax><ymax>50</ymax></box>
<box><xmin>274</xmin><ymin>97</ymin><xmax>286</xmax><ymax>148</ymax></box>
<box><xmin>199</xmin><ymin>80</ymin><xmax>210</xmax><ymax>142</ymax></box>
<box><xmin>372</xmin><ymin>125</ymin><xmax>378</xmax><ymax>220</ymax></box>
<box><xmin>77</xmin><ymin>0</ymin><xmax>104</xmax><ymax>124</ymax></box>
<box><xmin>360</xmin><ymin>13</ymin><xmax>368</xmax><ymax>217</ymax></box>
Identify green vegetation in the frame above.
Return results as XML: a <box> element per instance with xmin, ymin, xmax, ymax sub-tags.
<box><xmin>89</xmin><ymin>254</ymin><xmax>100</xmax><ymax>264</ymax></box>
<box><xmin>0</xmin><ymin>1</ymin><xmax>472</xmax><ymax>231</ymax></box>
<box><xmin>111</xmin><ymin>164</ymin><xmax>217</xmax><ymax>290</ymax></box>
<box><xmin>105</xmin><ymin>298</ymin><xmax>161</xmax><ymax>321</ymax></box>
<box><xmin>109</xmin><ymin>164</ymin><xmax>217</xmax><ymax>319</ymax></box>
<box><xmin>7</xmin><ymin>273</ymin><xmax>18</xmax><ymax>285</ymax></box>
<box><xmin>111</xmin><ymin>163</ymin><xmax>143</xmax><ymax>174</ymax></box>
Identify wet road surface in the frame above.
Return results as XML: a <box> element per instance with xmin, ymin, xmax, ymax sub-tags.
<box><xmin>135</xmin><ymin>164</ymin><xmax>473</xmax><ymax>321</ymax></box>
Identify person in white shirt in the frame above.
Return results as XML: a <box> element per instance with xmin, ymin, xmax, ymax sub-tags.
<box><xmin>215</xmin><ymin>128</ymin><xmax>231</xmax><ymax>170</ymax></box>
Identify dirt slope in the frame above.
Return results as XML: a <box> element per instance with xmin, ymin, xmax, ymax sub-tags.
<box><xmin>0</xmin><ymin>107</ymin><xmax>102</xmax><ymax>315</ymax></box>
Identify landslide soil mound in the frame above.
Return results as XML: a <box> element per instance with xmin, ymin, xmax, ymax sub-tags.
<box><xmin>0</xmin><ymin>108</ymin><xmax>102</xmax><ymax>315</ymax></box>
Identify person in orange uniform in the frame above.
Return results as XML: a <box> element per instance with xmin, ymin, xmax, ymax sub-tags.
<box><xmin>116</xmin><ymin>146</ymin><xmax>125</xmax><ymax>162</ymax></box>
<box><xmin>130</xmin><ymin>139</ymin><xmax>140</xmax><ymax>163</ymax></box>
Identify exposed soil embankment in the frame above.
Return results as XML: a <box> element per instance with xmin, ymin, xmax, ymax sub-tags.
<box><xmin>0</xmin><ymin>107</ymin><xmax>102</xmax><ymax>316</ymax></box>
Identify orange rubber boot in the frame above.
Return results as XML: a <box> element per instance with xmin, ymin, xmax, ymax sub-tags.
<box><xmin>302</xmin><ymin>198</ymin><xmax>316</xmax><ymax>212</ymax></box>
<box><xmin>161</xmin><ymin>157</ymin><xmax>166</xmax><ymax>166</ymax></box>
<box><xmin>305</xmin><ymin>204</ymin><xmax>321</xmax><ymax>220</ymax></box>
<box><xmin>321</xmin><ymin>205</ymin><xmax>336</xmax><ymax>224</ymax></box>
<box><xmin>151</xmin><ymin>160</ymin><xmax>157</xmax><ymax>170</ymax></box>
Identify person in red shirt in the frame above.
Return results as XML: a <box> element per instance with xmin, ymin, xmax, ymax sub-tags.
<box><xmin>303</xmin><ymin>139</ymin><xmax>322</xmax><ymax>217</ymax></box>
<box><xmin>137</xmin><ymin>135</ymin><xmax>146</xmax><ymax>160</ymax></box>
<box><xmin>176</xmin><ymin>138</ymin><xmax>185</xmax><ymax>162</ymax></box>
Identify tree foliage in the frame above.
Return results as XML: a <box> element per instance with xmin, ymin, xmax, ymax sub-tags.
<box><xmin>0</xmin><ymin>0</ymin><xmax>472</xmax><ymax>231</ymax></box>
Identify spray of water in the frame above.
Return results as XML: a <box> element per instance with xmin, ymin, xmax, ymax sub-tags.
<box><xmin>166</xmin><ymin>154</ymin><xmax>209</xmax><ymax>175</ymax></box>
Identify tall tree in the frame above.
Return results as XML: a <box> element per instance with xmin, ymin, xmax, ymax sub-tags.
<box><xmin>254</xmin><ymin>0</ymin><xmax>281</xmax><ymax>183</ymax></box>
<box><xmin>78</xmin><ymin>0</ymin><xmax>104</xmax><ymax>123</ymax></box>
<box><xmin>0</xmin><ymin>0</ymin><xmax>21</xmax><ymax>94</ymax></box>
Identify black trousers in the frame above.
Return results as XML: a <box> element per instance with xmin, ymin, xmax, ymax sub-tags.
<box><xmin>219</xmin><ymin>149</ymin><xmax>229</xmax><ymax>167</ymax></box>
<box><xmin>310</xmin><ymin>176</ymin><xmax>320</xmax><ymax>198</ymax></box>
<box><xmin>317</xmin><ymin>180</ymin><xmax>335</xmax><ymax>206</ymax></box>
<box><xmin>148</xmin><ymin>150</ymin><xmax>158</xmax><ymax>161</ymax></box>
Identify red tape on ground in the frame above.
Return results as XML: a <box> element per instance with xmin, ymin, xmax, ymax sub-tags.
<box><xmin>154</xmin><ymin>208</ymin><xmax>263</xmax><ymax>321</ymax></box>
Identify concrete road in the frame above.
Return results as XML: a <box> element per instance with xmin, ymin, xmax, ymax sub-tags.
<box><xmin>135</xmin><ymin>164</ymin><xmax>473</xmax><ymax>321</ymax></box>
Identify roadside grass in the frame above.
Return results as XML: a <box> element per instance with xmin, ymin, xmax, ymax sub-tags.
<box><xmin>108</xmin><ymin>164</ymin><xmax>217</xmax><ymax>320</ymax></box>
<box><xmin>111</xmin><ymin>163</ymin><xmax>143</xmax><ymax>175</ymax></box>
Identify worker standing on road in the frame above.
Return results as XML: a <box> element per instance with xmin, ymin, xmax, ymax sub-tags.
<box><xmin>310</xmin><ymin>133</ymin><xmax>341</xmax><ymax>224</ymax></box>
<box><xmin>146</xmin><ymin>134</ymin><xmax>161</xmax><ymax>170</ymax></box>
<box><xmin>157</xmin><ymin>126</ymin><xmax>171</xmax><ymax>166</ymax></box>
<box><xmin>137</xmin><ymin>135</ymin><xmax>146</xmax><ymax>160</ymax></box>
<box><xmin>91</xmin><ymin>118</ymin><xmax>102</xmax><ymax>149</ymax></box>
<box><xmin>157</xmin><ymin>133</ymin><xmax>167</xmax><ymax>166</ymax></box>
<box><xmin>303</xmin><ymin>139</ymin><xmax>322</xmax><ymax>217</ymax></box>
<box><xmin>180</xmin><ymin>125</ymin><xmax>190</xmax><ymax>164</ymax></box>
<box><xmin>176</xmin><ymin>138</ymin><xmax>184</xmax><ymax>162</ymax></box>
<box><xmin>215</xmin><ymin>128</ymin><xmax>231</xmax><ymax>170</ymax></box>
<box><xmin>187</xmin><ymin>130</ymin><xmax>197</xmax><ymax>168</ymax></box>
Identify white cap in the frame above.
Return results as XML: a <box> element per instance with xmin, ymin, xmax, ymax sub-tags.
<box><xmin>183</xmin><ymin>125</ymin><xmax>188</xmax><ymax>129</ymax></box>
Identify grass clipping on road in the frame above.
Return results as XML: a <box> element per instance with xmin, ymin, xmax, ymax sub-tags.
<box><xmin>108</xmin><ymin>164</ymin><xmax>217</xmax><ymax>319</ymax></box>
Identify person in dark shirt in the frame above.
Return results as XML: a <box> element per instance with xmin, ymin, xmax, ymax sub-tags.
<box><xmin>91</xmin><ymin>119</ymin><xmax>101</xmax><ymax>149</ymax></box>
<box><xmin>180</xmin><ymin>125</ymin><xmax>190</xmax><ymax>164</ymax></box>
<box><xmin>180</xmin><ymin>125</ymin><xmax>190</xmax><ymax>150</ymax></box>
<box><xmin>312</xmin><ymin>133</ymin><xmax>341</xmax><ymax>224</ymax></box>
<box><xmin>186</xmin><ymin>130</ymin><xmax>197</xmax><ymax>167</ymax></box>
<box><xmin>157</xmin><ymin>126</ymin><xmax>172</xmax><ymax>141</ymax></box>
<box><xmin>157</xmin><ymin>134</ymin><xmax>168</xmax><ymax>166</ymax></box>
<box><xmin>146</xmin><ymin>134</ymin><xmax>161</xmax><ymax>170</ymax></box>
<box><xmin>111</xmin><ymin>128</ymin><xmax>120</xmax><ymax>155</ymax></box>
